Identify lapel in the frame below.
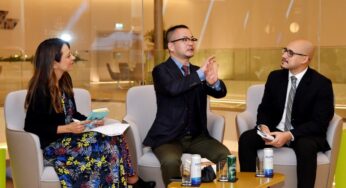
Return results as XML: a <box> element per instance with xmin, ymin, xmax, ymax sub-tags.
<box><xmin>294</xmin><ymin>67</ymin><xmax>313</xmax><ymax>103</ymax></box>
<box><xmin>166</xmin><ymin>57</ymin><xmax>185</xmax><ymax>79</ymax></box>
<box><xmin>278</xmin><ymin>69</ymin><xmax>289</xmax><ymax>110</ymax></box>
<box><xmin>190</xmin><ymin>64</ymin><xmax>199</xmax><ymax>74</ymax></box>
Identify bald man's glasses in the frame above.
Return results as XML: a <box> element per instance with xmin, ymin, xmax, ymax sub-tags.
<box><xmin>170</xmin><ymin>37</ymin><xmax>198</xmax><ymax>43</ymax></box>
<box><xmin>282</xmin><ymin>48</ymin><xmax>308</xmax><ymax>58</ymax></box>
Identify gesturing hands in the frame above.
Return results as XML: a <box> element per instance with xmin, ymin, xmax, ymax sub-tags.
<box><xmin>201</xmin><ymin>56</ymin><xmax>219</xmax><ymax>85</ymax></box>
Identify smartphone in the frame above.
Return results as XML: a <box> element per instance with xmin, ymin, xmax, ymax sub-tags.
<box><xmin>257</xmin><ymin>129</ymin><xmax>275</xmax><ymax>141</ymax></box>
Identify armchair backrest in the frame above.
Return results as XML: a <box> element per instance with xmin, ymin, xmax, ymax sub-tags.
<box><xmin>73</xmin><ymin>88</ymin><xmax>92</xmax><ymax>115</ymax></box>
<box><xmin>125</xmin><ymin>85</ymin><xmax>157</xmax><ymax>142</ymax></box>
<box><xmin>236</xmin><ymin>84</ymin><xmax>264</xmax><ymax>137</ymax></box>
<box><xmin>4</xmin><ymin>90</ymin><xmax>27</xmax><ymax>131</ymax></box>
<box><xmin>246</xmin><ymin>84</ymin><xmax>264</xmax><ymax>117</ymax></box>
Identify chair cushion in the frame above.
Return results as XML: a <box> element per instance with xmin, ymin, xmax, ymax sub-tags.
<box><xmin>258</xmin><ymin>148</ymin><xmax>330</xmax><ymax>166</ymax></box>
<box><xmin>138</xmin><ymin>151</ymin><xmax>161</xmax><ymax>168</ymax></box>
<box><xmin>41</xmin><ymin>166</ymin><xmax>59</xmax><ymax>181</ymax></box>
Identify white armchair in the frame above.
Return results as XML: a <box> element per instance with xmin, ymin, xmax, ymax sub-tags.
<box><xmin>236</xmin><ymin>84</ymin><xmax>343</xmax><ymax>188</ymax></box>
<box><xmin>123</xmin><ymin>85</ymin><xmax>225</xmax><ymax>188</ymax></box>
<box><xmin>4</xmin><ymin>88</ymin><xmax>92</xmax><ymax>188</ymax></box>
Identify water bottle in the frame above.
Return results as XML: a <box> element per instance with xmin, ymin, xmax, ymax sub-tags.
<box><xmin>190</xmin><ymin>154</ymin><xmax>201</xmax><ymax>186</ymax></box>
<box><xmin>263</xmin><ymin>148</ymin><xmax>274</xmax><ymax>177</ymax></box>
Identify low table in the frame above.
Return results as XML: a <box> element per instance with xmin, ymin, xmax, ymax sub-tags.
<box><xmin>168</xmin><ymin>172</ymin><xmax>285</xmax><ymax>188</ymax></box>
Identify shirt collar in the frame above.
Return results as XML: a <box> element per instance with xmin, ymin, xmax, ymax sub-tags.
<box><xmin>171</xmin><ymin>57</ymin><xmax>189</xmax><ymax>69</ymax></box>
<box><xmin>289</xmin><ymin>67</ymin><xmax>308</xmax><ymax>86</ymax></box>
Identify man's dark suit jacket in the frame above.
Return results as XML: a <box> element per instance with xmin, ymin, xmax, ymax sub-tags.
<box><xmin>257</xmin><ymin>68</ymin><xmax>334</xmax><ymax>150</ymax></box>
<box><xmin>143</xmin><ymin>57</ymin><xmax>227</xmax><ymax>148</ymax></box>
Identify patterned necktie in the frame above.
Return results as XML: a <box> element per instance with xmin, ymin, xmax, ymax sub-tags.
<box><xmin>182</xmin><ymin>65</ymin><xmax>189</xmax><ymax>76</ymax></box>
<box><xmin>284</xmin><ymin>76</ymin><xmax>297</xmax><ymax>131</ymax></box>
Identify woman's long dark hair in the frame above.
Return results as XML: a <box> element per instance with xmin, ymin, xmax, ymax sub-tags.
<box><xmin>25</xmin><ymin>38</ymin><xmax>74</xmax><ymax>113</ymax></box>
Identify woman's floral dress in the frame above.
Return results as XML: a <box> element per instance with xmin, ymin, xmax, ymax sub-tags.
<box><xmin>43</xmin><ymin>94</ymin><xmax>134</xmax><ymax>188</ymax></box>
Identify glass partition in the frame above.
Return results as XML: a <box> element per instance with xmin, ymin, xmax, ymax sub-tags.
<box><xmin>0</xmin><ymin>0</ymin><xmax>346</xmax><ymax>116</ymax></box>
<box><xmin>0</xmin><ymin>0</ymin><xmax>146</xmax><ymax>104</ymax></box>
<box><xmin>142</xmin><ymin>0</ymin><xmax>346</xmax><ymax>115</ymax></box>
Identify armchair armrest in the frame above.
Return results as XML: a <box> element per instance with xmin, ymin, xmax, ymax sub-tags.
<box><xmin>207</xmin><ymin>112</ymin><xmax>225</xmax><ymax>142</ymax></box>
<box><xmin>123</xmin><ymin>115</ymin><xmax>143</xmax><ymax>165</ymax></box>
<box><xmin>6</xmin><ymin>129</ymin><xmax>44</xmax><ymax>188</ymax></box>
<box><xmin>325</xmin><ymin>114</ymin><xmax>343</xmax><ymax>157</ymax></box>
<box><xmin>325</xmin><ymin>114</ymin><xmax>343</xmax><ymax>187</ymax></box>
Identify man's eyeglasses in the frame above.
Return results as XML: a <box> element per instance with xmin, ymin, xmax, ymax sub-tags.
<box><xmin>282</xmin><ymin>47</ymin><xmax>308</xmax><ymax>58</ymax></box>
<box><xmin>170</xmin><ymin>37</ymin><xmax>198</xmax><ymax>43</ymax></box>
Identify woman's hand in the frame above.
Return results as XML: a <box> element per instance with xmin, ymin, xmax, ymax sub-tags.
<box><xmin>68</xmin><ymin>121</ymin><xmax>87</xmax><ymax>134</ymax></box>
<box><xmin>92</xmin><ymin>119</ymin><xmax>105</xmax><ymax>127</ymax></box>
<box><xmin>57</xmin><ymin>120</ymin><xmax>91</xmax><ymax>134</ymax></box>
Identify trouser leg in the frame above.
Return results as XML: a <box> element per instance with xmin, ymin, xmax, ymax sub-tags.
<box><xmin>238</xmin><ymin>129</ymin><xmax>266</xmax><ymax>172</ymax></box>
<box><xmin>292</xmin><ymin>137</ymin><xmax>320</xmax><ymax>188</ymax></box>
<box><xmin>153</xmin><ymin>141</ymin><xmax>183</xmax><ymax>187</ymax></box>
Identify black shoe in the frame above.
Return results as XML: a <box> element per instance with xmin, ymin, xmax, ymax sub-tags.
<box><xmin>131</xmin><ymin>177</ymin><xmax>156</xmax><ymax>188</ymax></box>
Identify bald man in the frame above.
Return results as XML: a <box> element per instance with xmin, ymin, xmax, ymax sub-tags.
<box><xmin>238</xmin><ymin>39</ymin><xmax>334</xmax><ymax>188</ymax></box>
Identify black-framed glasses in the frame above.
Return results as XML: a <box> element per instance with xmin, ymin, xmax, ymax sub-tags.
<box><xmin>170</xmin><ymin>37</ymin><xmax>198</xmax><ymax>43</ymax></box>
<box><xmin>282</xmin><ymin>47</ymin><xmax>308</xmax><ymax>58</ymax></box>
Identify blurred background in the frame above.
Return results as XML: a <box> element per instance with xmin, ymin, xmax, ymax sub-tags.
<box><xmin>1</xmin><ymin>1</ymin><xmax>346</xmax><ymax>186</ymax></box>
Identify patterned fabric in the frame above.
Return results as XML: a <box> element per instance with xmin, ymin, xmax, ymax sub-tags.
<box><xmin>43</xmin><ymin>93</ymin><xmax>134</xmax><ymax>188</ymax></box>
<box><xmin>61</xmin><ymin>92</ymin><xmax>74</xmax><ymax>124</ymax></box>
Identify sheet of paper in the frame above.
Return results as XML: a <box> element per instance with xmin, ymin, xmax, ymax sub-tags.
<box><xmin>84</xmin><ymin>122</ymin><xmax>129</xmax><ymax>136</ymax></box>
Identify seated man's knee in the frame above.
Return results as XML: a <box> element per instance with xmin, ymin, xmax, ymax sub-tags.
<box><xmin>239</xmin><ymin>129</ymin><xmax>255</xmax><ymax>145</ymax></box>
<box><xmin>293</xmin><ymin>137</ymin><xmax>319</xmax><ymax>158</ymax></box>
<box><xmin>160</xmin><ymin>155</ymin><xmax>181</xmax><ymax>168</ymax></box>
<box><xmin>209</xmin><ymin>147</ymin><xmax>230</xmax><ymax>163</ymax></box>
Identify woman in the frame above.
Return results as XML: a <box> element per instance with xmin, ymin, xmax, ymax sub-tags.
<box><xmin>24</xmin><ymin>38</ymin><xmax>150</xmax><ymax>187</ymax></box>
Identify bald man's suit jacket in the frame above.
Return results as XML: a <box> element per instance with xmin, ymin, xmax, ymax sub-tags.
<box><xmin>257</xmin><ymin>68</ymin><xmax>334</xmax><ymax>150</ymax></box>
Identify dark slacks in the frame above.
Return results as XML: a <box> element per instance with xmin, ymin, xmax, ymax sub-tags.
<box><xmin>153</xmin><ymin>134</ymin><xmax>230</xmax><ymax>186</ymax></box>
<box><xmin>238</xmin><ymin>128</ymin><xmax>326</xmax><ymax>188</ymax></box>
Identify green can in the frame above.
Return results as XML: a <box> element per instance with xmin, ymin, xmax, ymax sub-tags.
<box><xmin>227</xmin><ymin>154</ymin><xmax>237</xmax><ymax>182</ymax></box>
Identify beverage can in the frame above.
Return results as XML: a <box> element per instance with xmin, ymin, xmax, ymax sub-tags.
<box><xmin>190</xmin><ymin>154</ymin><xmax>201</xmax><ymax>186</ymax></box>
<box><xmin>263</xmin><ymin>148</ymin><xmax>274</xmax><ymax>177</ymax></box>
<box><xmin>227</xmin><ymin>155</ymin><xmax>237</xmax><ymax>182</ymax></box>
